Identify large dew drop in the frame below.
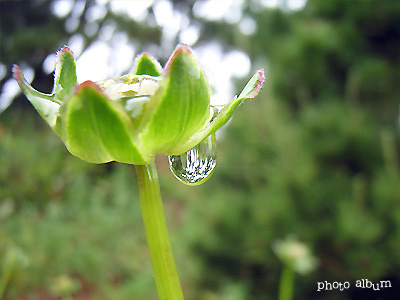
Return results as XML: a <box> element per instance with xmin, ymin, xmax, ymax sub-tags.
<box><xmin>168</xmin><ymin>133</ymin><xmax>217</xmax><ymax>185</ymax></box>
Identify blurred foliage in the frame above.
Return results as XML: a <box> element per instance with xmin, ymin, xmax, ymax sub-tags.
<box><xmin>1</xmin><ymin>0</ymin><xmax>400</xmax><ymax>299</ymax></box>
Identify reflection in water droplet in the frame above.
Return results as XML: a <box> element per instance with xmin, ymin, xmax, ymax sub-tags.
<box><xmin>168</xmin><ymin>133</ymin><xmax>217</xmax><ymax>185</ymax></box>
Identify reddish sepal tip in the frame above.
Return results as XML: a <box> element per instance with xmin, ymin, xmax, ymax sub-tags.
<box><xmin>56</xmin><ymin>46</ymin><xmax>75</xmax><ymax>64</ymax></box>
<box><xmin>58</xmin><ymin>46</ymin><xmax>74</xmax><ymax>57</ymax></box>
<box><xmin>75</xmin><ymin>80</ymin><xmax>104</xmax><ymax>95</ymax></box>
<box><xmin>12</xmin><ymin>64</ymin><xmax>23</xmax><ymax>84</ymax></box>
<box><xmin>255</xmin><ymin>68</ymin><xmax>265</xmax><ymax>94</ymax></box>
<box><xmin>164</xmin><ymin>44</ymin><xmax>194</xmax><ymax>74</ymax></box>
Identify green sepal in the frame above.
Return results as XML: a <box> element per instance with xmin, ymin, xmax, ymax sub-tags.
<box><xmin>53</xmin><ymin>46</ymin><xmax>78</xmax><ymax>101</ymax></box>
<box><xmin>172</xmin><ymin>69</ymin><xmax>266</xmax><ymax>154</ymax></box>
<box><xmin>133</xmin><ymin>53</ymin><xmax>162</xmax><ymax>76</ymax></box>
<box><xmin>12</xmin><ymin>65</ymin><xmax>60</xmax><ymax>127</ymax></box>
<box><xmin>140</xmin><ymin>45</ymin><xmax>213</xmax><ymax>155</ymax></box>
<box><xmin>64</xmin><ymin>81</ymin><xmax>152</xmax><ymax>165</ymax></box>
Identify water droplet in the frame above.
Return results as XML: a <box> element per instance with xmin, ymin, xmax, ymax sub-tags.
<box><xmin>211</xmin><ymin>105</ymin><xmax>223</xmax><ymax>116</ymax></box>
<box><xmin>168</xmin><ymin>133</ymin><xmax>217</xmax><ymax>185</ymax></box>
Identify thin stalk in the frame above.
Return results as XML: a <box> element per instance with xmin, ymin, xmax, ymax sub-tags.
<box><xmin>278</xmin><ymin>266</ymin><xmax>294</xmax><ymax>300</ymax></box>
<box><xmin>0</xmin><ymin>265</ymin><xmax>12</xmax><ymax>300</ymax></box>
<box><xmin>135</xmin><ymin>162</ymin><xmax>184</xmax><ymax>300</ymax></box>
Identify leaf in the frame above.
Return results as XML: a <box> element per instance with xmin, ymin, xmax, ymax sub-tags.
<box><xmin>133</xmin><ymin>53</ymin><xmax>162</xmax><ymax>76</ymax></box>
<box><xmin>12</xmin><ymin>65</ymin><xmax>60</xmax><ymax>127</ymax></box>
<box><xmin>172</xmin><ymin>69</ymin><xmax>266</xmax><ymax>155</ymax></box>
<box><xmin>64</xmin><ymin>81</ymin><xmax>152</xmax><ymax>164</ymax></box>
<box><xmin>140</xmin><ymin>45</ymin><xmax>213</xmax><ymax>155</ymax></box>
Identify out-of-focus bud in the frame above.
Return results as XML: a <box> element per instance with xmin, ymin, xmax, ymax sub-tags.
<box><xmin>273</xmin><ymin>236</ymin><xmax>319</xmax><ymax>275</ymax></box>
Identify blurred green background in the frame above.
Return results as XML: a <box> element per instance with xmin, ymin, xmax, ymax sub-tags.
<box><xmin>1</xmin><ymin>0</ymin><xmax>399</xmax><ymax>299</ymax></box>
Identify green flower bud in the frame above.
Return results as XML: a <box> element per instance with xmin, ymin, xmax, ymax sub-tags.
<box><xmin>13</xmin><ymin>45</ymin><xmax>265</xmax><ymax>165</ymax></box>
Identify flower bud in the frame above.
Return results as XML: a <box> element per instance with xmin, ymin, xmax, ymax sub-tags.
<box><xmin>13</xmin><ymin>45</ymin><xmax>265</xmax><ymax>165</ymax></box>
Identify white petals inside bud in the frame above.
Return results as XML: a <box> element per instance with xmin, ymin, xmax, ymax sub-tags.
<box><xmin>96</xmin><ymin>74</ymin><xmax>161</xmax><ymax>118</ymax></box>
<box><xmin>139</xmin><ymin>79</ymin><xmax>159</xmax><ymax>96</ymax></box>
<box><xmin>125</xmin><ymin>96</ymin><xmax>151</xmax><ymax>118</ymax></box>
<box><xmin>97</xmin><ymin>74</ymin><xmax>161</xmax><ymax>101</ymax></box>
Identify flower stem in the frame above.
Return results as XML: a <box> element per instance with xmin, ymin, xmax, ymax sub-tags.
<box><xmin>135</xmin><ymin>162</ymin><xmax>185</xmax><ymax>300</ymax></box>
<box><xmin>278</xmin><ymin>266</ymin><xmax>294</xmax><ymax>300</ymax></box>
<box><xmin>0</xmin><ymin>265</ymin><xmax>12</xmax><ymax>300</ymax></box>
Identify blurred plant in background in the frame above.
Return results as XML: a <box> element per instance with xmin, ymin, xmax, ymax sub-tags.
<box><xmin>0</xmin><ymin>247</ymin><xmax>29</xmax><ymax>299</ymax></box>
<box><xmin>1</xmin><ymin>0</ymin><xmax>400</xmax><ymax>299</ymax></box>
<box><xmin>49</xmin><ymin>274</ymin><xmax>81</xmax><ymax>300</ymax></box>
<box><xmin>273</xmin><ymin>235</ymin><xmax>318</xmax><ymax>300</ymax></box>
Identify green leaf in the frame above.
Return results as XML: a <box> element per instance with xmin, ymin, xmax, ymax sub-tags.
<box><xmin>64</xmin><ymin>81</ymin><xmax>152</xmax><ymax>164</ymax></box>
<box><xmin>140</xmin><ymin>45</ymin><xmax>212</xmax><ymax>155</ymax></box>
<box><xmin>53</xmin><ymin>46</ymin><xmax>78</xmax><ymax>101</ymax></box>
<box><xmin>172</xmin><ymin>69</ymin><xmax>266</xmax><ymax>154</ymax></box>
<box><xmin>12</xmin><ymin>65</ymin><xmax>60</xmax><ymax>127</ymax></box>
<box><xmin>133</xmin><ymin>53</ymin><xmax>162</xmax><ymax>76</ymax></box>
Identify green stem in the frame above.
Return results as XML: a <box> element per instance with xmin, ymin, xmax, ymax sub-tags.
<box><xmin>0</xmin><ymin>250</ymin><xmax>18</xmax><ymax>300</ymax></box>
<box><xmin>135</xmin><ymin>162</ymin><xmax>184</xmax><ymax>300</ymax></box>
<box><xmin>0</xmin><ymin>266</ymin><xmax>12</xmax><ymax>300</ymax></box>
<box><xmin>278</xmin><ymin>266</ymin><xmax>294</xmax><ymax>300</ymax></box>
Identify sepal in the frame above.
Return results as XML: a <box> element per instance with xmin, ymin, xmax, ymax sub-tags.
<box><xmin>53</xmin><ymin>46</ymin><xmax>78</xmax><ymax>101</ymax></box>
<box><xmin>63</xmin><ymin>81</ymin><xmax>152</xmax><ymax>164</ymax></box>
<box><xmin>172</xmin><ymin>69</ymin><xmax>265</xmax><ymax>154</ymax></box>
<box><xmin>133</xmin><ymin>53</ymin><xmax>162</xmax><ymax>76</ymax></box>
<box><xmin>140</xmin><ymin>45</ymin><xmax>213</xmax><ymax>155</ymax></box>
<box><xmin>12</xmin><ymin>65</ymin><xmax>60</xmax><ymax>127</ymax></box>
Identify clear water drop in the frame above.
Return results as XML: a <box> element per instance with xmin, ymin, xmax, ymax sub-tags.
<box><xmin>168</xmin><ymin>133</ymin><xmax>217</xmax><ymax>185</ymax></box>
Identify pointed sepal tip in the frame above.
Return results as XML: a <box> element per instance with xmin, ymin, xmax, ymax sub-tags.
<box><xmin>12</xmin><ymin>64</ymin><xmax>23</xmax><ymax>84</ymax></box>
<box><xmin>164</xmin><ymin>44</ymin><xmax>195</xmax><ymax>74</ymax></box>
